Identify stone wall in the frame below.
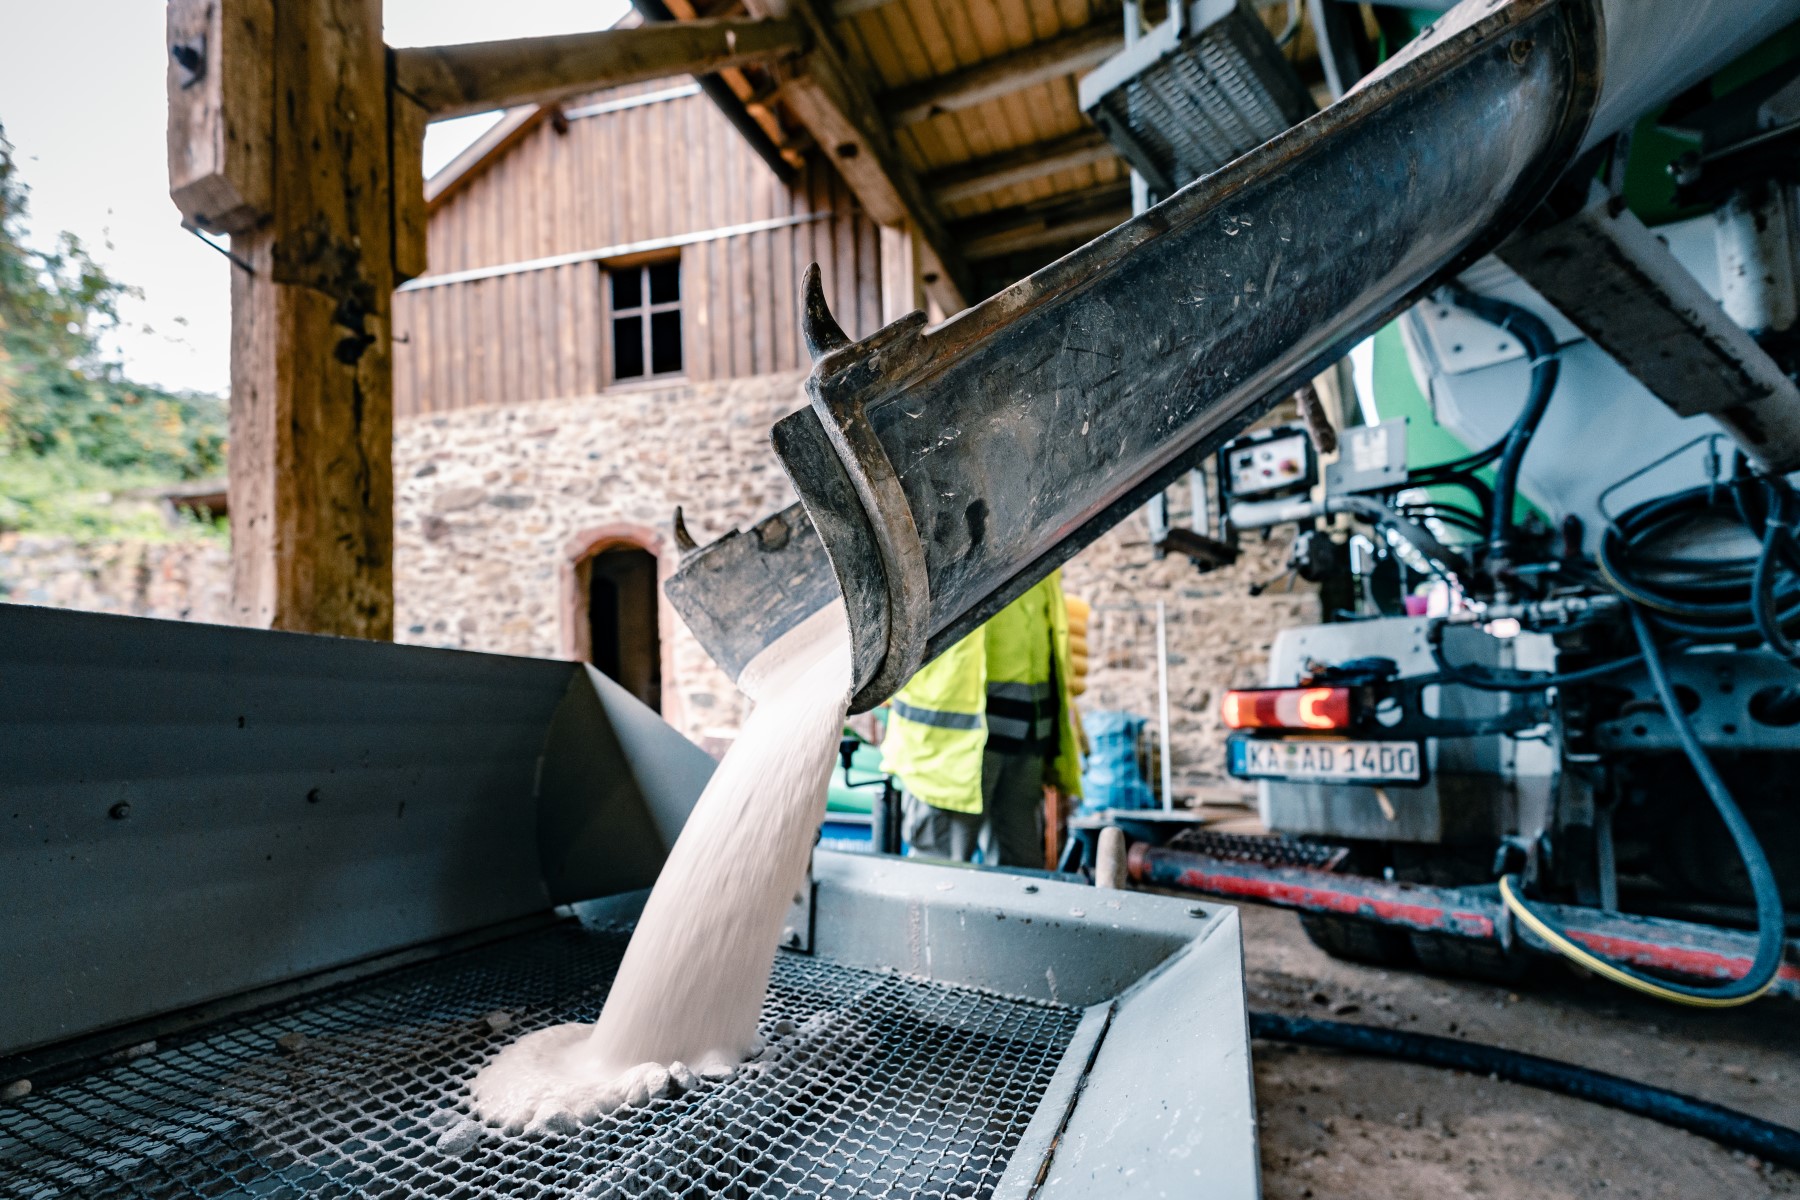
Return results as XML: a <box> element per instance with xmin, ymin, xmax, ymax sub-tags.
<box><xmin>393</xmin><ymin>373</ymin><xmax>809</xmax><ymax>749</ymax></box>
<box><xmin>0</xmin><ymin>533</ymin><xmax>231</xmax><ymax>624</ymax></box>
<box><xmin>0</xmin><ymin>373</ymin><xmax>1314</xmax><ymax>795</ymax></box>
<box><xmin>1061</xmin><ymin>506</ymin><xmax>1316</xmax><ymax>797</ymax></box>
<box><xmin>393</xmin><ymin>371</ymin><xmax>1318</xmax><ymax>795</ymax></box>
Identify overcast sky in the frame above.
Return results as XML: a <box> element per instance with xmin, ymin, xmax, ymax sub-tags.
<box><xmin>0</xmin><ymin>0</ymin><xmax>628</xmax><ymax>397</ymax></box>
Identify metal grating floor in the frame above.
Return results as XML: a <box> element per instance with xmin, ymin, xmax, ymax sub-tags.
<box><xmin>1164</xmin><ymin>828</ymin><xmax>1349</xmax><ymax>872</ymax></box>
<box><xmin>0</xmin><ymin>922</ymin><xmax>1082</xmax><ymax>1199</ymax></box>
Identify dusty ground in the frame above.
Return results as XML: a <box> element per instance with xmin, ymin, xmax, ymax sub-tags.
<box><xmin>1227</xmin><ymin>900</ymin><xmax>1798</xmax><ymax>1198</ymax></box>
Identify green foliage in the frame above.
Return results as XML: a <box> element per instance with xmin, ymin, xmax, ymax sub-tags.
<box><xmin>0</xmin><ymin>450</ymin><xmax>225</xmax><ymax>543</ymax></box>
<box><xmin>0</xmin><ymin>123</ymin><xmax>226</xmax><ymax>539</ymax></box>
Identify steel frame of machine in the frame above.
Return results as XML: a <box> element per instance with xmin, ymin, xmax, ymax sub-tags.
<box><xmin>1129</xmin><ymin>839</ymin><xmax>1800</xmax><ymax>998</ymax></box>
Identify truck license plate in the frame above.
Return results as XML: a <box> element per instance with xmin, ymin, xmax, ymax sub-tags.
<box><xmin>1228</xmin><ymin>736</ymin><xmax>1424</xmax><ymax>784</ymax></box>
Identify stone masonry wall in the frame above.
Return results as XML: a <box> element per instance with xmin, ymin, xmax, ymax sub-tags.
<box><xmin>1062</xmin><ymin>507</ymin><xmax>1316</xmax><ymax>796</ymax></box>
<box><xmin>0</xmin><ymin>376</ymin><xmax>1312</xmax><ymax>795</ymax></box>
<box><xmin>393</xmin><ymin>372</ymin><xmax>810</xmax><ymax>749</ymax></box>
<box><xmin>394</xmin><ymin>372</ymin><xmax>1318</xmax><ymax>795</ymax></box>
<box><xmin>0</xmin><ymin>533</ymin><xmax>232</xmax><ymax>624</ymax></box>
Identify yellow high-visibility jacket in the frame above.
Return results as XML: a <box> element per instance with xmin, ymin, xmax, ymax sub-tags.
<box><xmin>881</xmin><ymin>571</ymin><xmax>1083</xmax><ymax>814</ymax></box>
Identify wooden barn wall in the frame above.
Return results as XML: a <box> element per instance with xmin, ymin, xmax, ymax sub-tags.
<box><xmin>393</xmin><ymin>86</ymin><xmax>886</xmax><ymax>418</ymax></box>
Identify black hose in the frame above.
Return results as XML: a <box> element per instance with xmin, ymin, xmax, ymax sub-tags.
<box><xmin>1752</xmin><ymin>480</ymin><xmax>1800</xmax><ymax>668</ymax></box>
<box><xmin>1435</xmin><ymin>472</ymin><xmax>1496</xmax><ymax>519</ymax></box>
<box><xmin>1629</xmin><ymin>604</ymin><xmax>1786</xmax><ymax>995</ymax></box>
<box><xmin>1426</xmin><ymin>620</ymin><xmax>1647</xmax><ymax>692</ymax></box>
<box><xmin>1249</xmin><ymin>1011</ymin><xmax>1800</xmax><ymax>1169</ymax></box>
<box><xmin>1597</xmin><ymin>481</ymin><xmax>1800</xmax><ymax>640</ymax></box>
<box><xmin>1443</xmin><ymin>289</ymin><xmax>1560</xmax><ymax>560</ymax></box>
<box><xmin>1430</xmin><ymin>649</ymin><xmax>1645</xmax><ymax>692</ymax></box>
<box><xmin>1397</xmin><ymin>503</ymin><xmax>1487</xmax><ymax>537</ymax></box>
<box><xmin>1495</xmin><ymin>607</ymin><xmax>1786</xmax><ymax>1006</ymax></box>
<box><xmin>1752</xmin><ymin>520</ymin><xmax>1800</xmax><ymax>665</ymax></box>
<box><xmin>1403</xmin><ymin>302</ymin><xmax>1555</xmax><ymax>491</ymax></box>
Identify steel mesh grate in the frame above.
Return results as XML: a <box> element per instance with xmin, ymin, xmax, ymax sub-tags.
<box><xmin>1099</xmin><ymin>24</ymin><xmax>1294</xmax><ymax>191</ymax></box>
<box><xmin>1085</xmin><ymin>4</ymin><xmax>1312</xmax><ymax>194</ymax></box>
<box><xmin>1164</xmin><ymin>828</ymin><xmax>1349</xmax><ymax>871</ymax></box>
<box><xmin>1</xmin><ymin>922</ymin><xmax>1082</xmax><ymax>1199</ymax></box>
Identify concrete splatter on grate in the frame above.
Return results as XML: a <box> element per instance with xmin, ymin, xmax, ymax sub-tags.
<box><xmin>0</xmin><ymin>923</ymin><xmax>1080</xmax><ymax>1199</ymax></box>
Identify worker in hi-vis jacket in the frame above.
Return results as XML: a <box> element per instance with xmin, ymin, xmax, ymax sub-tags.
<box><xmin>880</xmin><ymin>569</ymin><xmax>1084</xmax><ymax>867</ymax></box>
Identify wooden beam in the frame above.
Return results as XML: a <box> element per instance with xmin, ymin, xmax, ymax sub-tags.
<box><xmin>647</xmin><ymin>0</ymin><xmax>803</xmax><ymax>170</ymax></box>
<box><xmin>954</xmin><ymin>182</ymin><xmax>1130</xmax><ymax>260</ymax></box>
<box><xmin>882</xmin><ymin>25</ymin><xmax>1121</xmax><ymax>128</ymax></box>
<box><xmin>927</xmin><ymin>128</ymin><xmax>1117</xmax><ymax>205</ymax></box>
<box><xmin>748</xmin><ymin>0</ymin><xmax>973</xmax><ymax>312</ymax></box>
<box><xmin>393</xmin><ymin>17</ymin><xmax>809</xmax><ymax>119</ymax></box>
<box><xmin>391</xmin><ymin>92</ymin><xmax>429</xmax><ymax>282</ymax></box>
<box><xmin>166</xmin><ymin>0</ymin><xmax>274</xmax><ymax>234</ymax></box>
<box><xmin>963</xmin><ymin>208</ymin><xmax>1125</xmax><ymax>259</ymax></box>
<box><xmin>199</xmin><ymin>0</ymin><xmax>395</xmax><ymax>638</ymax></box>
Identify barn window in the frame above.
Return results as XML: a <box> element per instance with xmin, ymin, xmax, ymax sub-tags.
<box><xmin>607</xmin><ymin>258</ymin><xmax>682</xmax><ymax>382</ymax></box>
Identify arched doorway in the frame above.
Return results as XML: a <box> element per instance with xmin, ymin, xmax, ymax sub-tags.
<box><xmin>564</xmin><ymin>527</ymin><xmax>664</xmax><ymax>713</ymax></box>
<box><xmin>587</xmin><ymin>546</ymin><xmax>661</xmax><ymax>711</ymax></box>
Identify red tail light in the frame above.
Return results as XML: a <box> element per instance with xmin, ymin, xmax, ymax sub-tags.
<box><xmin>1221</xmin><ymin>686</ymin><xmax>1352</xmax><ymax>731</ymax></box>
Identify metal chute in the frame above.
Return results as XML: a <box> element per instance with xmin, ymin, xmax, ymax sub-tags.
<box><xmin>667</xmin><ymin>0</ymin><xmax>1800</xmax><ymax>712</ymax></box>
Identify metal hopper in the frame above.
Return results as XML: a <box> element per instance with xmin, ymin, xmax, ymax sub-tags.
<box><xmin>0</xmin><ymin>604</ymin><xmax>1256</xmax><ymax>1198</ymax></box>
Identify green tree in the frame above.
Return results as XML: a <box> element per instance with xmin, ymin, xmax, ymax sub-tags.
<box><xmin>0</xmin><ymin>124</ymin><xmax>225</xmax><ymax>482</ymax></box>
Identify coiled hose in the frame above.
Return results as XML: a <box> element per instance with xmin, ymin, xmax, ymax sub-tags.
<box><xmin>1597</xmin><ymin>478</ymin><xmax>1800</xmax><ymax>641</ymax></box>
<box><xmin>1250</xmin><ymin>1011</ymin><xmax>1800</xmax><ymax>1169</ymax></box>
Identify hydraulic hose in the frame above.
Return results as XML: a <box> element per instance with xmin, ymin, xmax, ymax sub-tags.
<box><xmin>1331</xmin><ymin>494</ymin><xmax>1473</xmax><ymax>580</ymax></box>
<box><xmin>1249</xmin><ymin>1011</ymin><xmax>1800</xmax><ymax>1169</ymax></box>
<box><xmin>1752</xmin><ymin>479</ymin><xmax>1800</xmax><ymax>668</ymax></box>
<box><xmin>1442</xmin><ymin>289</ymin><xmax>1561</xmax><ymax>561</ymax></box>
<box><xmin>1427</xmin><ymin>633</ymin><xmax>1646</xmax><ymax>692</ymax></box>
<box><xmin>1497</xmin><ymin>604</ymin><xmax>1787</xmax><ymax>1007</ymax></box>
<box><xmin>1596</xmin><ymin>481</ymin><xmax>1800</xmax><ymax>641</ymax></box>
<box><xmin>1752</xmin><ymin>520</ymin><xmax>1800</xmax><ymax>665</ymax></box>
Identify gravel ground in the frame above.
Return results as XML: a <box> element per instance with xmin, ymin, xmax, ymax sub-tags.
<box><xmin>1229</xmin><ymin>901</ymin><xmax>1798</xmax><ymax>1198</ymax></box>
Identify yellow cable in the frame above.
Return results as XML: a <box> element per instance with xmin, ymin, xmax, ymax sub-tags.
<box><xmin>1497</xmin><ymin>876</ymin><xmax>1774</xmax><ymax>1009</ymax></box>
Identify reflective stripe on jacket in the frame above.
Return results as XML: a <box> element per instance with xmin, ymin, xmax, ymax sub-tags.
<box><xmin>881</xmin><ymin>571</ymin><xmax>1083</xmax><ymax>814</ymax></box>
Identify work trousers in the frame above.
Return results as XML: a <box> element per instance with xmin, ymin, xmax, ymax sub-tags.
<box><xmin>903</xmin><ymin>748</ymin><xmax>1046</xmax><ymax>868</ymax></box>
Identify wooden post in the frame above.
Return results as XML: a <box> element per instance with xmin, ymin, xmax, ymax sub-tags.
<box><xmin>166</xmin><ymin>0</ymin><xmax>275</xmax><ymax>234</ymax></box>
<box><xmin>171</xmin><ymin>0</ymin><xmax>397</xmax><ymax>639</ymax></box>
<box><xmin>390</xmin><ymin>93</ymin><xmax>430</xmax><ymax>285</ymax></box>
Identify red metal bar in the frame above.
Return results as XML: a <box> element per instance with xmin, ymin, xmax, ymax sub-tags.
<box><xmin>1535</xmin><ymin>902</ymin><xmax>1800</xmax><ymax>992</ymax></box>
<box><xmin>1129</xmin><ymin>843</ymin><xmax>1800</xmax><ymax>999</ymax></box>
<box><xmin>1128</xmin><ymin>843</ymin><xmax>1497</xmax><ymax>939</ymax></box>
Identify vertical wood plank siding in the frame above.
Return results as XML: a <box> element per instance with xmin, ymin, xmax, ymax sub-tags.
<box><xmin>395</xmin><ymin>84</ymin><xmax>884</xmax><ymax>417</ymax></box>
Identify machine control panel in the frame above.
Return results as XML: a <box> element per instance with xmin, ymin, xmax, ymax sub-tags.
<box><xmin>1221</xmin><ymin>425</ymin><xmax>1316</xmax><ymax>501</ymax></box>
<box><xmin>1325</xmin><ymin>418</ymin><xmax>1409</xmax><ymax>495</ymax></box>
